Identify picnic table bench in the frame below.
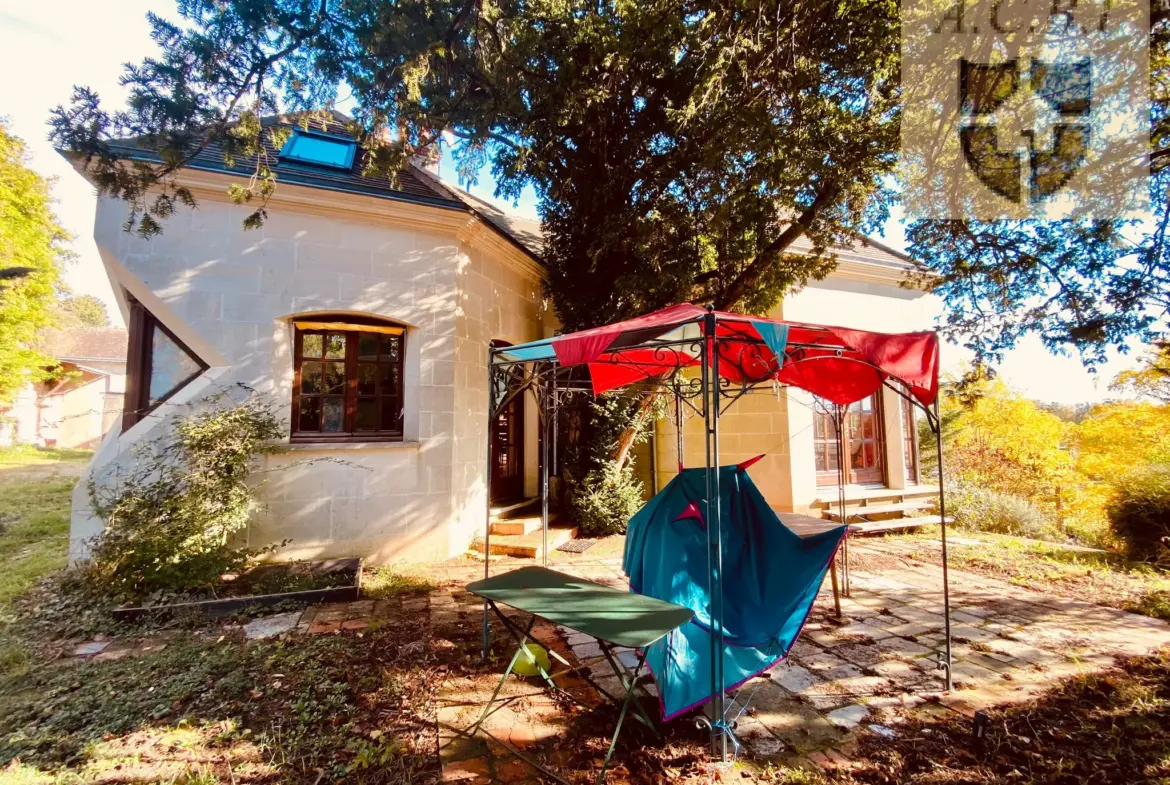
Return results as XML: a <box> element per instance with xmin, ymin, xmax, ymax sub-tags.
<box><xmin>466</xmin><ymin>566</ymin><xmax>694</xmax><ymax>783</ymax></box>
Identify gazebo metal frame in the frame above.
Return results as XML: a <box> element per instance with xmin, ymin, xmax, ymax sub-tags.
<box><xmin>481</xmin><ymin>306</ymin><xmax>952</xmax><ymax>761</ymax></box>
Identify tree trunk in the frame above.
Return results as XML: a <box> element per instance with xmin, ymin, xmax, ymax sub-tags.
<box><xmin>611</xmin><ymin>394</ymin><xmax>658</xmax><ymax>469</ymax></box>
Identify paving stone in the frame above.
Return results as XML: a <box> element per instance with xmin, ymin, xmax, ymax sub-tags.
<box><xmin>308</xmin><ymin>620</ymin><xmax>341</xmax><ymax>634</ymax></box>
<box><xmin>242</xmin><ymin>611</ymin><xmax>301</xmax><ymax>640</ymax></box>
<box><xmin>885</xmin><ymin>622</ymin><xmax>935</xmax><ymax>638</ymax></box>
<box><xmin>821</xmin><ymin>663</ymin><xmax>865</xmax><ymax>681</ymax></box>
<box><xmin>70</xmin><ymin>641</ymin><xmax>109</xmax><ymax>656</ymax></box>
<box><xmin>833</xmin><ymin>643</ymin><xmax>885</xmax><ymax>667</ymax></box>
<box><xmin>825</xmin><ymin>704</ymin><xmax>868</xmax><ymax>729</ymax></box>
<box><xmin>572</xmin><ymin>642</ymin><xmax>601</xmax><ymax>659</ymax></box>
<box><xmin>749</xmin><ymin>681</ymin><xmax>845</xmax><ymax>751</ymax></box>
<box><xmin>794</xmin><ymin>650</ymin><xmax>847</xmax><ymax>672</ymax></box>
<box><xmin>834</xmin><ymin>622</ymin><xmax>889</xmax><ymax>641</ymax></box>
<box><xmin>876</xmin><ymin>637</ymin><xmax>932</xmax><ymax>657</ymax></box>
<box><xmin>771</xmin><ymin>665</ymin><xmax>820</xmax><ymax>694</ymax></box>
<box><xmin>950</xmin><ymin>660</ymin><xmax>1004</xmax><ymax>688</ymax></box>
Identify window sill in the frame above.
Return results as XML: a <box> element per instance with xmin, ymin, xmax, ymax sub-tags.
<box><xmin>281</xmin><ymin>440</ymin><xmax>421</xmax><ymax>453</ymax></box>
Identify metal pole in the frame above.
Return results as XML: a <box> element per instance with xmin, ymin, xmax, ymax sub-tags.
<box><xmin>836</xmin><ymin>405</ymin><xmax>850</xmax><ymax>597</ymax></box>
<box><xmin>483</xmin><ymin>347</ymin><xmax>497</xmax><ymax>659</ymax></box>
<box><xmin>675</xmin><ymin>387</ymin><xmax>684</xmax><ymax>473</ymax></box>
<box><xmin>541</xmin><ymin>376</ymin><xmax>550</xmax><ymax>567</ymax></box>
<box><xmin>832</xmin><ymin>405</ymin><xmax>846</xmax><ymax>616</ymax></box>
<box><xmin>933</xmin><ymin>397</ymin><xmax>954</xmax><ymax>691</ymax></box>
<box><xmin>699</xmin><ymin>318</ymin><xmax>717</xmax><ymax>756</ymax></box>
<box><xmin>702</xmin><ymin>308</ymin><xmax>720</xmax><ymax>767</ymax></box>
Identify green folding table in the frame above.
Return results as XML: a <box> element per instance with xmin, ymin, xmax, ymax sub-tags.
<box><xmin>466</xmin><ymin>566</ymin><xmax>694</xmax><ymax>783</ymax></box>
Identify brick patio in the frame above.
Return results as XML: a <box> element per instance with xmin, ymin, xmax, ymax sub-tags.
<box><xmin>61</xmin><ymin>538</ymin><xmax>1170</xmax><ymax>782</ymax></box>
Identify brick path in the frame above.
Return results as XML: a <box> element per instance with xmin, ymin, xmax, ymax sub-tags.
<box><xmin>61</xmin><ymin>540</ymin><xmax>1170</xmax><ymax>782</ymax></box>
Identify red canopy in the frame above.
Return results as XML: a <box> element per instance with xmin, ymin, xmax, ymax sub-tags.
<box><xmin>503</xmin><ymin>303</ymin><xmax>939</xmax><ymax>407</ymax></box>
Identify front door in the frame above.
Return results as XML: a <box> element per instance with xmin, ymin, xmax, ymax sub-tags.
<box><xmin>490</xmin><ymin>391</ymin><xmax>525</xmax><ymax>503</ymax></box>
<box><xmin>814</xmin><ymin>393</ymin><xmax>886</xmax><ymax>486</ymax></box>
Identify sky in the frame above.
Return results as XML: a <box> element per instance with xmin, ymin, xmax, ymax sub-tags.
<box><xmin>0</xmin><ymin>1</ymin><xmax>1146</xmax><ymax>405</ymax></box>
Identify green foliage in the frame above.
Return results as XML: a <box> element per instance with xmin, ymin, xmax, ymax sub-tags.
<box><xmin>560</xmin><ymin>393</ymin><xmax>658</xmax><ymax>535</ymax></box>
<box><xmin>57</xmin><ymin>294</ymin><xmax>111</xmax><ymax>328</ymax></box>
<box><xmin>567</xmin><ymin>462</ymin><xmax>645</xmax><ymax>537</ymax></box>
<box><xmin>948</xmin><ymin>485</ymin><xmax>1053</xmax><ymax>540</ymax></box>
<box><xmin>0</xmin><ymin>122</ymin><xmax>69</xmax><ymax>408</ymax></box>
<box><xmin>85</xmin><ymin>395</ymin><xmax>285</xmax><ymax>601</ymax></box>
<box><xmin>1108</xmin><ymin>464</ymin><xmax>1170</xmax><ymax>566</ymax></box>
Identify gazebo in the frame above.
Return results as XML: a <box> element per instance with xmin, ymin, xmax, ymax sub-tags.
<box><xmin>482</xmin><ymin>303</ymin><xmax>950</xmax><ymax>758</ymax></box>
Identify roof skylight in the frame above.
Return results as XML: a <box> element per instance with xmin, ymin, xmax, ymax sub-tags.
<box><xmin>278</xmin><ymin>130</ymin><xmax>357</xmax><ymax>170</ymax></box>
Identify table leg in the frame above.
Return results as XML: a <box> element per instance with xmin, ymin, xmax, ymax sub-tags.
<box><xmin>596</xmin><ymin>648</ymin><xmax>649</xmax><ymax>785</ymax></box>
<box><xmin>471</xmin><ymin>605</ymin><xmax>538</xmax><ymax>734</ymax></box>
<box><xmin>598</xmin><ymin>642</ymin><xmax>660</xmax><ymax>736</ymax></box>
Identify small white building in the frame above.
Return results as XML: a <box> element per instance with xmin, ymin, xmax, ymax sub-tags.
<box><xmin>1</xmin><ymin>328</ymin><xmax>127</xmax><ymax>450</ymax></box>
<box><xmin>63</xmin><ymin>112</ymin><xmax>934</xmax><ymax>565</ymax></box>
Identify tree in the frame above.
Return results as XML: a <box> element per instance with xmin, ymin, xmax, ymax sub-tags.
<box><xmin>936</xmin><ymin>374</ymin><xmax>1074</xmax><ymax>506</ymax></box>
<box><xmin>0</xmin><ymin>122</ymin><xmax>68</xmax><ymax>407</ymax></box>
<box><xmin>1074</xmin><ymin>402</ymin><xmax>1170</xmax><ymax>482</ymax></box>
<box><xmin>59</xmin><ymin>294</ymin><xmax>111</xmax><ymax>328</ymax></box>
<box><xmin>49</xmin><ymin>0</ymin><xmax>899</xmax><ymax>332</ymax></box>
<box><xmin>1111</xmin><ymin>341</ymin><xmax>1170</xmax><ymax>403</ymax></box>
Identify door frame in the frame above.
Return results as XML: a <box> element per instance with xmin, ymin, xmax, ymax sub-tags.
<box><xmin>489</xmin><ymin>341</ymin><xmax>526</xmax><ymax>504</ymax></box>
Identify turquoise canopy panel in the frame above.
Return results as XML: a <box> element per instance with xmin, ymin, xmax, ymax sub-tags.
<box><xmin>623</xmin><ymin>465</ymin><xmax>846</xmax><ymax>720</ymax></box>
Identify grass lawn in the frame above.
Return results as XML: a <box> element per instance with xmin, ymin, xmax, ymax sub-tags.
<box><xmin>0</xmin><ymin>447</ymin><xmax>91</xmax><ymax>613</ymax></box>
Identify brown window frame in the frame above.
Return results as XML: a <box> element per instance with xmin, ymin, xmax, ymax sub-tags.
<box><xmin>813</xmin><ymin>393</ymin><xmax>886</xmax><ymax>487</ymax></box>
<box><xmin>901</xmin><ymin>392</ymin><xmax>920</xmax><ymax>484</ymax></box>
<box><xmin>290</xmin><ymin>317</ymin><xmax>406</xmax><ymax>443</ymax></box>
<box><xmin>123</xmin><ymin>296</ymin><xmax>209</xmax><ymax>432</ymax></box>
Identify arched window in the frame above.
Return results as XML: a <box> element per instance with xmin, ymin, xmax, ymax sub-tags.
<box><xmin>291</xmin><ymin>315</ymin><xmax>405</xmax><ymax>441</ymax></box>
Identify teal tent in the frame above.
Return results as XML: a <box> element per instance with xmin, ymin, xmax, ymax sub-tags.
<box><xmin>623</xmin><ymin>464</ymin><xmax>847</xmax><ymax>720</ymax></box>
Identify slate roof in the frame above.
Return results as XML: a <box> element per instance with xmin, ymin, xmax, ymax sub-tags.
<box><xmin>41</xmin><ymin>328</ymin><xmax>128</xmax><ymax>363</ymax></box>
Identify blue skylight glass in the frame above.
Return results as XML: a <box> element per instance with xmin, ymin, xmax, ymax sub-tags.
<box><xmin>279</xmin><ymin>130</ymin><xmax>357</xmax><ymax>170</ymax></box>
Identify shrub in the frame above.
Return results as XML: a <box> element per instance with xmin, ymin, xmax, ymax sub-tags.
<box><xmin>1108</xmin><ymin>464</ymin><xmax>1170</xmax><ymax>565</ymax></box>
<box><xmin>948</xmin><ymin>485</ymin><xmax>1053</xmax><ymax>539</ymax></box>
<box><xmin>85</xmin><ymin>393</ymin><xmax>284</xmax><ymax>601</ymax></box>
<box><xmin>567</xmin><ymin>462</ymin><xmax>644</xmax><ymax>537</ymax></box>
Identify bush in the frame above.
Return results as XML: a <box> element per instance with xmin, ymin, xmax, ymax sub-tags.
<box><xmin>567</xmin><ymin>462</ymin><xmax>644</xmax><ymax>537</ymax></box>
<box><xmin>85</xmin><ymin>394</ymin><xmax>284</xmax><ymax>601</ymax></box>
<box><xmin>948</xmin><ymin>485</ymin><xmax>1053</xmax><ymax>539</ymax></box>
<box><xmin>1108</xmin><ymin>464</ymin><xmax>1170</xmax><ymax>565</ymax></box>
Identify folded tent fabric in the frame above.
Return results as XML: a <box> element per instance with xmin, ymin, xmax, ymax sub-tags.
<box><xmin>622</xmin><ymin>464</ymin><xmax>848</xmax><ymax>721</ymax></box>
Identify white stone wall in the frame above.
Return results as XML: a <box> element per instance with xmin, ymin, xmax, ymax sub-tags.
<box><xmin>71</xmin><ymin>184</ymin><xmax>546</xmax><ymax>565</ymax></box>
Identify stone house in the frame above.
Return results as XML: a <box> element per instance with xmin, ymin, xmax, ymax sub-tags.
<box><xmin>62</xmin><ymin>112</ymin><xmax>934</xmax><ymax>564</ymax></box>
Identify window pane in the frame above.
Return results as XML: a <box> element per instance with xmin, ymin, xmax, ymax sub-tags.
<box><xmin>148</xmin><ymin>325</ymin><xmax>203</xmax><ymax>406</ymax></box>
<box><xmin>358</xmin><ymin>364</ymin><xmax>377</xmax><ymax>395</ymax></box>
<box><xmin>358</xmin><ymin>334</ymin><xmax>378</xmax><ymax>360</ymax></box>
<box><xmin>324</xmin><ymin>362</ymin><xmax>346</xmax><ymax>394</ymax></box>
<box><xmin>302</xmin><ymin>334</ymin><xmax>323</xmax><ymax>358</ymax></box>
<box><xmin>380</xmin><ymin>335</ymin><xmax>400</xmax><ymax>362</ymax></box>
<box><xmin>827</xmin><ymin>447</ymin><xmax>838</xmax><ymax>471</ymax></box>
<box><xmin>323</xmin><ymin>398</ymin><xmax>344</xmax><ymax>431</ymax></box>
<box><xmin>301</xmin><ymin>362</ymin><xmax>323</xmax><ymax>394</ymax></box>
<box><xmin>381</xmin><ymin>398</ymin><xmax>402</xmax><ymax>432</ymax></box>
<box><xmin>379</xmin><ymin>364</ymin><xmax>399</xmax><ymax>395</ymax></box>
<box><xmin>356</xmin><ymin>400</ymin><xmax>377</xmax><ymax>431</ymax></box>
<box><xmin>862</xmin><ymin>417</ymin><xmax>875</xmax><ymax>439</ymax></box>
<box><xmin>325</xmin><ymin>333</ymin><xmax>346</xmax><ymax>359</ymax></box>
<box><xmin>298</xmin><ymin>397</ymin><xmax>321</xmax><ymax>431</ymax></box>
<box><xmin>815</xmin><ymin>446</ymin><xmax>826</xmax><ymax>471</ymax></box>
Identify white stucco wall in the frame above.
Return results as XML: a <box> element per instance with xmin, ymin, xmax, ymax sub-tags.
<box><xmin>71</xmin><ymin>178</ymin><xmax>545</xmax><ymax>565</ymax></box>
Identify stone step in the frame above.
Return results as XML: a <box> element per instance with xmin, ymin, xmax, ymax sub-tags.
<box><xmin>823</xmin><ymin>499</ymin><xmax>933</xmax><ymax>521</ymax></box>
<box><xmin>489</xmin><ymin>497</ymin><xmax>539</xmax><ymax>519</ymax></box>
<box><xmin>848</xmin><ymin>515</ymin><xmax>950</xmax><ymax>536</ymax></box>
<box><xmin>812</xmin><ymin>485</ymin><xmax>940</xmax><ymax>510</ymax></box>
<box><xmin>472</xmin><ymin>525</ymin><xmax>579</xmax><ymax>558</ymax></box>
<box><xmin>489</xmin><ymin>513</ymin><xmax>558</xmax><ymax>536</ymax></box>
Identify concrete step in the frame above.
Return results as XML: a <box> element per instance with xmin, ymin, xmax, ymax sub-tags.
<box><xmin>490</xmin><ymin>497</ymin><xmax>539</xmax><ymax>519</ymax></box>
<box><xmin>848</xmin><ymin>515</ymin><xmax>950</xmax><ymax>536</ymax></box>
<box><xmin>823</xmin><ymin>499</ymin><xmax>933</xmax><ymax>521</ymax></box>
<box><xmin>473</xmin><ymin>525</ymin><xmax>579</xmax><ymax>559</ymax></box>
<box><xmin>813</xmin><ymin>485</ymin><xmax>940</xmax><ymax>510</ymax></box>
<box><xmin>489</xmin><ymin>513</ymin><xmax>558</xmax><ymax>536</ymax></box>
